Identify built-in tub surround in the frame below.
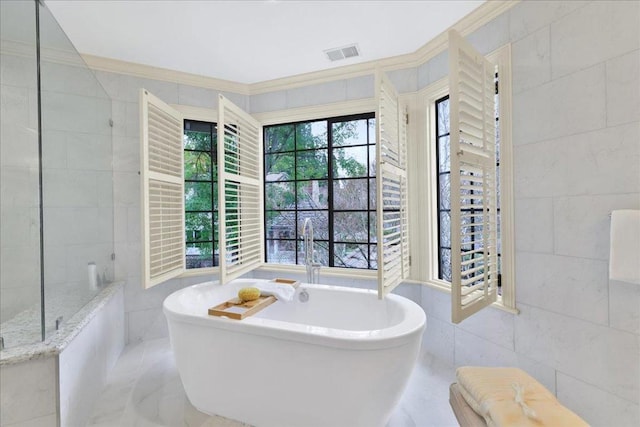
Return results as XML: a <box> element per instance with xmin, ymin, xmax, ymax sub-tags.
<box><xmin>164</xmin><ymin>279</ymin><xmax>426</xmax><ymax>427</ymax></box>
<box><xmin>0</xmin><ymin>282</ymin><xmax>125</xmax><ymax>427</ymax></box>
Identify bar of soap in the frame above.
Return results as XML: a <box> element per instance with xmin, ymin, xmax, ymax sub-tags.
<box><xmin>238</xmin><ymin>287</ymin><xmax>261</xmax><ymax>302</ymax></box>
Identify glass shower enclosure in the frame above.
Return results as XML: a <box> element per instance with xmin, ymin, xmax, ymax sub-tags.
<box><xmin>0</xmin><ymin>0</ymin><xmax>114</xmax><ymax>350</ymax></box>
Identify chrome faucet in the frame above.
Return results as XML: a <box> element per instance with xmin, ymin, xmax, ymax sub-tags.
<box><xmin>302</xmin><ymin>218</ymin><xmax>321</xmax><ymax>284</ymax></box>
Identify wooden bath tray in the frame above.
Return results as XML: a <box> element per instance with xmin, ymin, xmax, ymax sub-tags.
<box><xmin>208</xmin><ymin>278</ymin><xmax>299</xmax><ymax>320</ymax></box>
<box><xmin>208</xmin><ymin>295</ymin><xmax>276</xmax><ymax>320</ymax></box>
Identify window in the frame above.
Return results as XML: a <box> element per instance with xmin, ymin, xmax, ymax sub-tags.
<box><xmin>183</xmin><ymin>120</ymin><xmax>218</xmax><ymax>269</ymax></box>
<box><xmin>263</xmin><ymin>113</ymin><xmax>377</xmax><ymax>269</ymax></box>
<box><xmin>419</xmin><ymin>36</ymin><xmax>514</xmax><ymax>318</ymax></box>
<box><xmin>435</xmin><ymin>79</ymin><xmax>502</xmax><ymax>292</ymax></box>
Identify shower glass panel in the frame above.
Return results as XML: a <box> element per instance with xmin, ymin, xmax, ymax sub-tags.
<box><xmin>38</xmin><ymin>1</ymin><xmax>114</xmax><ymax>341</ymax></box>
<box><xmin>0</xmin><ymin>0</ymin><xmax>114</xmax><ymax>349</ymax></box>
<box><xmin>0</xmin><ymin>0</ymin><xmax>41</xmax><ymax>349</ymax></box>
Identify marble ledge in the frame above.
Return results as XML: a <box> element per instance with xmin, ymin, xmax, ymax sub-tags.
<box><xmin>0</xmin><ymin>281</ymin><xmax>124</xmax><ymax>366</ymax></box>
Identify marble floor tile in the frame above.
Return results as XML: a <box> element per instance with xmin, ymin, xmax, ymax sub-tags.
<box><xmin>88</xmin><ymin>338</ymin><xmax>459</xmax><ymax>427</ymax></box>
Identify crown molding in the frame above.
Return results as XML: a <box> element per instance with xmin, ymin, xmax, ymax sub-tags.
<box><xmin>60</xmin><ymin>0</ymin><xmax>518</xmax><ymax>97</ymax></box>
<box><xmin>1</xmin><ymin>39</ymin><xmax>86</xmax><ymax>68</ymax></box>
<box><xmin>81</xmin><ymin>54</ymin><xmax>251</xmax><ymax>95</ymax></box>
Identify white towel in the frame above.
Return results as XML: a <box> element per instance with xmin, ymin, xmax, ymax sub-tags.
<box><xmin>609</xmin><ymin>210</ymin><xmax>640</xmax><ymax>284</ymax></box>
<box><xmin>256</xmin><ymin>281</ymin><xmax>296</xmax><ymax>302</ymax></box>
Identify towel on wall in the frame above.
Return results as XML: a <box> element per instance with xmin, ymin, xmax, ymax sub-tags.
<box><xmin>456</xmin><ymin>366</ymin><xmax>589</xmax><ymax>427</ymax></box>
<box><xmin>609</xmin><ymin>209</ymin><xmax>640</xmax><ymax>284</ymax></box>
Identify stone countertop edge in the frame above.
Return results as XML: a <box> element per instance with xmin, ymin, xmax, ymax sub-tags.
<box><xmin>0</xmin><ymin>281</ymin><xmax>125</xmax><ymax>366</ymax></box>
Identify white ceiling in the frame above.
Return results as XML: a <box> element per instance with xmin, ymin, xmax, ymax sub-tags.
<box><xmin>44</xmin><ymin>0</ymin><xmax>485</xmax><ymax>84</ymax></box>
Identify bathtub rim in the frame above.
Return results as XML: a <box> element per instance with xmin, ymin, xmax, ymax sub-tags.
<box><xmin>163</xmin><ymin>279</ymin><xmax>426</xmax><ymax>351</ymax></box>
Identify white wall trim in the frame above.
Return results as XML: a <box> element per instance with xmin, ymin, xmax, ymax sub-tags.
<box><xmin>73</xmin><ymin>1</ymin><xmax>519</xmax><ymax>96</ymax></box>
<box><xmin>253</xmin><ymin>98</ymin><xmax>376</xmax><ymax>125</ymax></box>
<box><xmin>171</xmin><ymin>104</ymin><xmax>217</xmax><ymax>123</ymax></box>
<box><xmin>82</xmin><ymin>53</ymin><xmax>250</xmax><ymax>95</ymax></box>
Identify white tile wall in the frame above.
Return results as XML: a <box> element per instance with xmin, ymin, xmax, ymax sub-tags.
<box><xmin>515</xmin><ymin>303</ymin><xmax>639</xmax><ymax>403</ymax></box>
<box><xmin>0</xmin><ymin>357</ymin><xmax>58</xmax><ymax>426</ymax></box>
<box><xmin>345</xmin><ymin>74</ymin><xmax>375</xmax><ymax>100</ymax></box>
<box><xmin>457</xmin><ymin>304</ymin><xmax>515</xmax><ymax>350</ymax></box>
<box><xmin>1</xmin><ymin>125</ymin><xmax>38</xmax><ymax>169</ymax></box>
<box><xmin>58</xmin><ymin>286</ymin><xmax>125</xmax><ymax>427</ymax></box>
<box><xmin>508</xmin><ymin>0</ymin><xmax>589</xmax><ymax>43</ymax></box>
<box><xmin>177</xmin><ymin>84</ymin><xmax>219</xmax><ymax>109</ymax></box>
<box><xmin>511</xmin><ymin>26</ymin><xmax>551</xmax><ymax>94</ymax></box>
<box><xmin>421</xmin><ymin>315</ymin><xmax>454</xmax><ymax>362</ymax></box>
<box><xmin>514</xmin><ymin>197</ymin><xmax>554</xmax><ymax>252</ymax></box>
<box><xmin>387</xmin><ymin>68</ymin><xmax>418</xmax><ymax>94</ymax></box>
<box><xmin>606</xmin><ymin>50</ymin><xmax>640</xmax><ymax>127</ymax></box>
<box><xmin>550</xmin><ymin>0</ymin><xmax>640</xmax><ymax>79</ymax></box>
<box><xmin>41</xmin><ymin>62</ymin><xmax>109</xmax><ymax>98</ymax></box>
<box><xmin>0</xmin><ymin>54</ymin><xmax>38</xmax><ymax>89</ymax></box>
<box><xmin>516</xmin><ymin>253</ymin><xmax>609</xmax><ymax>325</ymax></box>
<box><xmin>466</xmin><ymin>9</ymin><xmax>510</xmax><ymax>55</ymax></box>
<box><xmin>418</xmin><ymin>50</ymin><xmax>448</xmax><ymax>89</ymax></box>
<box><xmin>553</xmin><ymin>193</ymin><xmax>640</xmax><ymax>260</ymax></box>
<box><xmin>560</xmin><ymin>123</ymin><xmax>640</xmax><ymax>196</ymax></box>
<box><xmin>249</xmin><ymin>90</ymin><xmax>287</xmax><ymax>114</ymax></box>
<box><xmin>513</xmin><ymin>63</ymin><xmax>606</xmax><ymax>146</ymax></box>
<box><xmin>557</xmin><ymin>372</ymin><xmax>640</xmax><ymax>427</ymax></box>
<box><xmin>609</xmin><ymin>280</ymin><xmax>640</xmax><ymax>335</ymax></box>
<box><xmin>285</xmin><ymin>79</ymin><xmax>347</xmax><ymax>109</ymax></box>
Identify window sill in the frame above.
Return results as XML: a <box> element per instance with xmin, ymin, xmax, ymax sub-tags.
<box><xmin>414</xmin><ymin>278</ymin><xmax>519</xmax><ymax>315</ymax></box>
<box><xmin>257</xmin><ymin>264</ymin><xmax>378</xmax><ymax>280</ymax></box>
<box><xmin>179</xmin><ymin>267</ymin><xmax>218</xmax><ymax>278</ymax></box>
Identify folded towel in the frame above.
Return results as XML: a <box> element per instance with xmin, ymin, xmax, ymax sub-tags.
<box><xmin>456</xmin><ymin>367</ymin><xmax>589</xmax><ymax>427</ymax></box>
<box><xmin>609</xmin><ymin>210</ymin><xmax>640</xmax><ymax>284</ymax></box>
<box><xmin>255</xmin><ymin>281</ymin><xmax>296</xmax><ymax>302</ymax></box>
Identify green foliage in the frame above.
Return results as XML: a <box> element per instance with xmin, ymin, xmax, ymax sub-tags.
<box><xmin>184</xmin><ymin>129</ymin><xmax>216</xmax><ymax>262</ymax></box>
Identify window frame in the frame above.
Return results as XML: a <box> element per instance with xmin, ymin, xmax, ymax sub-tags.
<box><xmin>173</xmin><ymin>100</ymin><xmax>381</xmax><ymax>280</ymax></box>
<box><xmin>172</xmin><ymin>105</ymin><xmax>221</xmax><ymax>278</ymax></box>
<box><xmin>417</xmin><ymin>43</ymin><xmax>516</xmax><ymax>312</ymax></box>
<box><xmin>263</xmin><ymin>112</ymin><xmax>378</xmax><ymax>270</ymax></box>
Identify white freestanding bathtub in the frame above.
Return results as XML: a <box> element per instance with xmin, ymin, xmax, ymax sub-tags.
<box><xmin>163</xmin><ymin>278</ymin><xmax>426</xmax><ymax>427</ymax></box>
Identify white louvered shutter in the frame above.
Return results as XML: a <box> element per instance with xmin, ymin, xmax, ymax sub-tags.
<box><xmin>217</xmin><ymin>95</ymin><xmax>264</xmax><ymax>285</ymax></box>
<box><xmin>140</xmin><ymin>89</ymin><xmax>185</xmax><ymax>289</ymax></box>
<box><xmin>448</xmin><ymin>30</ymin><xmax>499</xmax><ymax>323</ymax></box>
<box><xmin>376</xmin><ymin>72</ymin><xmax>410</xmax><ymax>298</ymax></box>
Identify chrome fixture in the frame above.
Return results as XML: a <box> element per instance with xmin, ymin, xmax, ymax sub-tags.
<box><xmin>298</xmin><ymin>288</ymin><xmax>310</xmax><ymax>303</ymax></box>
<box><xmin>302</xmin><ymin>218</ymin><xmax>321</xmax><ymax>284</ymax></box>
<box><xmin>55</xmin><ymin>316</ymin><xmax>63</xmax><ymax>331</ymax></box>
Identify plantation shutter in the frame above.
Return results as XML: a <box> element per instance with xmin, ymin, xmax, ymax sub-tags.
<box><xmin>217</xmin><ymin>95</ymin><xmax>264</xmax><ymax>285</ymax></box>
<box><xmin>140</xmin><ymin>89</ymin><xmax>185</xmax><ymax>289</ymax></box>
<box><xmin>376</xmin><ymin>72</ymin><xmax>410</xmax><ymax>298</ymax></box>
<box><xmin>448</xmin><ymin>30</ymin><xmax>499</xmax><ymax>323</ymax></box>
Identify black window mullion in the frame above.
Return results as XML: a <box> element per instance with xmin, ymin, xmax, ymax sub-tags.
<box><xmin>435</xmin><ymin>95</ymin><xmax>450</xmax><ymax>281</ymax></box>
<box><xmin>327</xmin><ymin>118</ymin><xmax>335</xmax><ymax>268</ymax></box>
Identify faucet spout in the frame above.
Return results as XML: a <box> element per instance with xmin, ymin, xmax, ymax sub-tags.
<box><xmin>302</xmin><ymin>218</ymin><xmax>320</xmax><ymax>284</ymax></box>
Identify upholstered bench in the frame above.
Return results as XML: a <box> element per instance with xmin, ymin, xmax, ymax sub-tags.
<box><xmin>449</xmin><ymin>367</ymin><xmax>589</xmax><ymax>427</ymax></box>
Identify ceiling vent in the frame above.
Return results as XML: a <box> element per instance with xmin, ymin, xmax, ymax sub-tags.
<box><xmin>324</xmin><ymin>44</ymin><xmax>360</xmax><ymax>62</ymax></box>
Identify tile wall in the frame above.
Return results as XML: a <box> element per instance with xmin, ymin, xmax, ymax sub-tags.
<box><xmin>0</xmin><ymin>0</ymin><xmax>40</xmax><ymax>324</ymax></box>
